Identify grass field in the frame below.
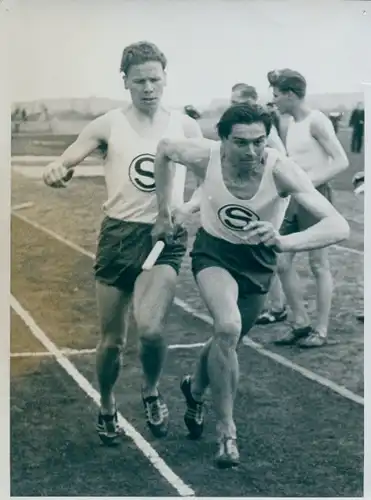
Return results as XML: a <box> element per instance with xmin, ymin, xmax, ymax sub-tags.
<box><xmin>10</xmin><ymin>126</ymin><xmax>364</xmax><ymax>496</ymax></box>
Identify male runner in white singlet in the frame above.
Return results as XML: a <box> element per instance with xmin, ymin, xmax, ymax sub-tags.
<box><xmin>231</xmin><ymin>83</ymin><xmax>288</xmax><ymax>324</ymax></box>
<box><xmin>43</xmin><ymin>41</ymin><xmax>203</xmax><ymax>444</ymax></box>
<box><xmin>152</xmin><ymin>103</ymin><xmax>349</xmax><ymax>468</ymax></box>
<box><xmin>268</xmin><ymin>69</ymin><xmax>349</xmax><ymax>347</ymax></box>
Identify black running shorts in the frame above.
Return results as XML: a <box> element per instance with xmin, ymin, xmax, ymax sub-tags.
<box><xmin>190</xmin><ymin>227</ymin><xmax>277</xmax><ymax>297</ymax></box>
<box><xmin>94</xmin><ymin>216</ymin><xmax>188</xmax><ymax>292</ymax></box>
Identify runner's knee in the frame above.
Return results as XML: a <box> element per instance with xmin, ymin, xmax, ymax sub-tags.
<box><xmin>97</xmin><ymin>334</ymin><xmax>125</xmax><ymax>351</ymax></box>
<box><xmin>309</xmin><ymin>254</ymin><xmax>331</xmax><ymax>277</ymax></box>
<box><xmin>135</xmin><ymin>309</ymin><xmax>165</xmax><ymax>339</ymax></box>
<box><xmin>214</xmin><ymin>330</ymin><xmax>240</xmax><ymax>352</ymax></box>
<box><xmin>139</xmin><ymin>330</ymin><xmax>164</xmax><ymax>348</ymax></box>
<box><xmin>136</xmin><ymin>310</ymin><xmax>164</xmax><ymax>342</ymax></box>
<box><xmin>214</xmin><ymin>318</ymin><xmax>241</xmax><ymax>350</ymax></box>
<box><xmin>99</xmin><ymin>318</ymin><xmax>125</xmax><ymax>350</ymax></box>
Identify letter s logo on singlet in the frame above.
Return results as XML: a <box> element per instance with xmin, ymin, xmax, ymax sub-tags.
<box><xmin>217</xmin><ymin>204</ymin><xmax>260</xmax><ymax>231</ymax></box>
<box><xmin>128</xmin><ymin>154</ymin><xmax>156</xmax><ymax>192</ymax></box>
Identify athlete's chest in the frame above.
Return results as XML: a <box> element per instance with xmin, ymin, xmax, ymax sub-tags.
<box><xmin>106</xmin><ymin>129</ymin><xmax>157</xmax><ymax>192</ymax></box>
<box><xmin>286</xmin><ymin>118</ymin><xmax>317</xmax><ymax>155</ymax></box>
<box><xmin>204</xmin><ymin>173</ymin><xmax>269</xmax><ymax>231</ymax></box>
<box><xmin>222</xmin><ymin>174</ymin><xmax>262</xmax><ymax>200</ymax></box>
<box><xmin>108</xmin><ymin>118</ymin><xmax>162</xmax><ymax>155</ymax></box>
<box><xmin>104</xmin><ymin>113</ymin><xmax>185</xmax><ymax>193</ymax></box>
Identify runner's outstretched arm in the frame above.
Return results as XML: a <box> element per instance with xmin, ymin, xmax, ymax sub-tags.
<box><xmin>43</xmin><ymin>114</ymin><xmax>110</xmax><ymax>187</ymax></box>
<box><xmin>273</xmin><ymin>157</ymin><xmax>349</xmax><ymax>251</ymax></box>
<box><xmin>243</xmin><ymin>158</ymin><xmax>349</xmax><ymax>252</ymax></box>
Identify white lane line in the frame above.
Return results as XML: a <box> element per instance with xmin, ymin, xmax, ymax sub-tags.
<box><xmin>13</xmin><ymin>212</ymin><xmax>95</xmax><ymax>259</ymax></box>
<box><xmin>332</xmin><ymin>244</ymin><xmax>363</xmax><ymax>256</ymax></box>
<box><xmin>11</xmin><ymin>351</ymin><xmax>54</xmax><ymax>358</ymax></box>
<box><xmin>10</xmin><ymin>348</ymin><xmax>96</xmax><ymax>358</ymax></box>
<box><xmin>10</xmin><ymin>295</ymin><xmax>195</xmax><ymax>498</ymax></box>
<box><xmin>12</xmin><ymin>202</ymin><xmax>35</xmax><ymax>211</ymax></box>
<box><xmin>12</xmin><ymin>212</ymin><xmax>364</xmax><ymax>407</ymax></box>
<box><xmin>176</xmin><ymin>300</ymin><xmax>364</xmax><ymax>406</ymax></box>
<box><xmin>10</xmin><ymin>343</ymin><xmax>206</xmax><ymax>358</ymax></box>
<box><xmin>169</xmin><ymin>342</ymin><xmax>205</xmax><ymax>350</ymax></box>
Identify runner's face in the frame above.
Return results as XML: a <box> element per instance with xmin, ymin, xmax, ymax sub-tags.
<box><xmin>224</xmin><ymin>122</ymin><xmax>267</xmax><ymax>169</ymax></box>
<box><xmin>272</xmin><ymin>87</ymin><xmax>291</xmax><ymax>114</ymax></box>
<box><xmin>124</xmin><ymin>61</ymin><xmax>166</xmax><ymax>113</ymax></box>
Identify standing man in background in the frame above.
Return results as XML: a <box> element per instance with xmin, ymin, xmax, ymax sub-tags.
<box><xmin>268</xmin><ymin>68</ymin><xmax>349</xmax><ymax>348</ymax></box>
<box><xmin>349</xmin><ymin>102</ymin><xmax>364</xmax><ymax>154</ymax></box>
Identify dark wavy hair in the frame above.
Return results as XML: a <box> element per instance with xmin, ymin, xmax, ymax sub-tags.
<box><xmin>267</xmin><ymin>69</ymin><xmax>306</xmax><ymax>99</ymax></box>
<box><xmin>120</xmin><ymin>41</ymin><xmax>167</xmax><ymax>75</ymax></box>
<box><xmin>217</xmin><ymin>103</ymin><xmax>272</xmax><ymax>139</ymax></box>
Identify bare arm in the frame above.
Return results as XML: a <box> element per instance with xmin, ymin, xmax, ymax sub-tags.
<box><xmin>50</xmin><ymin>114</ymin><xmax>109</xmax><ymax>170</ymax></box>
<box><xmin>309</xmin><ymin>112</ymin><xmax>349</xmax><ymax>186</ymax></box>
<box><xmin>43</xmin><ymin>114</ymin><xmax>110</xmax><ymax>187</ymax></box>
<box><xmin>274</xmin><ymin>157</ymin><xmax>349</xmax><ymax>252</ymax></box>
<box><xmin>154</xmin><ymin>137</ymin><xmax>212</xmax><ymax>216</ymax></box>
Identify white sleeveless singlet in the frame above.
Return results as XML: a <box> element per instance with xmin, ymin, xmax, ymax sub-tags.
<box><xmin>200</xmin><ymin>143</ymin><xmax>290</xmax><ymax>244</ymax></box>
<box><xmin>285</xmin><ymin>110</ymin><xmax>331</xmax><ymax>174</ymax></box>
<box><xmin>267</xmin><ymin>125</ymin><xmax>286</xmax><ymax>155</ymax></box>
<box><xmin>101</xmin><ymin>108</ymin><xmax>187</xmax><ymax>224</ymax></box>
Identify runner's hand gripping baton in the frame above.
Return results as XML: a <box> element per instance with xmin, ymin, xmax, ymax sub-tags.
<box><xmin>142</xmin><ymin>240</ymin><xmax>165</xmax><ymax>271</ymax></box>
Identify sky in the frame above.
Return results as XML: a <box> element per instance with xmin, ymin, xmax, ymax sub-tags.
<box><xmin>8</xmin><ymin>0</ymin><xmax>371</xmax><ymax>106</ymax></box>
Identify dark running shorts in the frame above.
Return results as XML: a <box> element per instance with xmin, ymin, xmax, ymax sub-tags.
<box><xmin>190</xmin><ymin>227</ymin><xmax>277</xmax><ymax>297</ymax></box>
<box><xmin>280</xmin><ymin>183</ymin><xmax>333</xmax><ymax>235</ymax></box>
<box><xmin>94</xmin><ymin>216</ymin><xmax>188</xmax><ymax>292</ymax></box>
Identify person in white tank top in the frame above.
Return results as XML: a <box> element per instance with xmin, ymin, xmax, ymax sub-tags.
<box><xmin>43</xmin><ymin>41</ymin><xmax>204</xmax><ymax>444</ymax></box>
<box><xmin>268</xmin><ymin>69</ymin><xmax>349</xmax><ymax>348</ymax></box>
<box><xmin>153</xmin><ymin>102</ymin><xmax>349</xmax><ymax>468</ymax></box>
<box><xmin>231</xmin><ymin>83</ymin><xmax>289</xmax><ymax>324</ymax></box>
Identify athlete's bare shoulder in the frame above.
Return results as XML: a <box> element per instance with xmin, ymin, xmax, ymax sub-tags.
<box><xmin>310</xmin><ymin>108</ymin><xmax>326</xmax><ymax>119</ymax></box>
<box><xmin>309</xmin><ymin>108</ymin><xmax>332</xmax><ymax>126</ymax></box>
<box><xmin>309</xmin><ymin>108</ymin><xmax>337</xmax><ymax>138</ymax></box>
<box><xmin>80</xmin><ymin>110</ymin><xmax>114</xmax><ymax>142</ymax></box>
<box><xmin>157</xmin><ymin>136</ymin><xmax>216</xmax><ymax>181</ymax></box>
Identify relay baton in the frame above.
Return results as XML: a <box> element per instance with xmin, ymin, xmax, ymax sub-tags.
<box><xmin>142</xmin><ymin>240</ymin><xmax>165</xmax><ymax>271</ymax></box>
